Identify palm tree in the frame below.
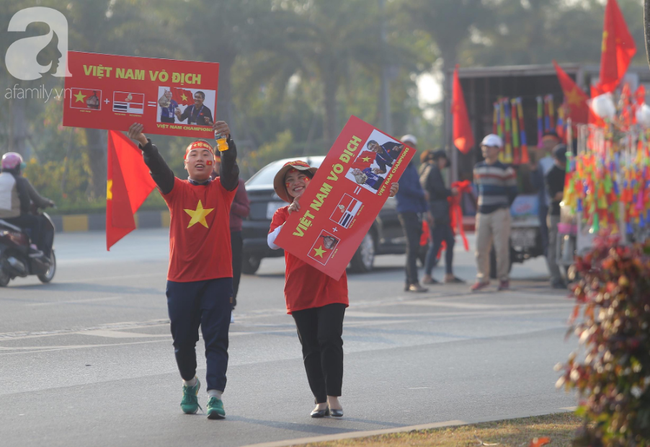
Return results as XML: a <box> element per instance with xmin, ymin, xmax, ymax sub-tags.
<box><xmin>272</xmin><ymin>0</ymin><xmax>388</xmax><ymax>146</ymax></box>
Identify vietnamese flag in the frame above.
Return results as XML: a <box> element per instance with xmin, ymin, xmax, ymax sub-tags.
<box><xmin>172</xmin><ymin>87</ymin><xmax>194</xmax><ymax>106</ymax></box>
<box><xmin>452</xmin><ymin>65</ymin><xmax>475</xmax><ymax>154</ymax></box>
<box><xmin>106</xmin><ymin>130</ymin><xmax>157</xmax><ymax>250</ymax></box>
<box><xmin>553</xmin><ymin>61</ymin><xmax>589</xmax><ymax>124</ymax></box>
<box><xmin>599</xmin><ymin>0</ymin><xmax>636</xmax><ymax>93</ymax></box>
<box><xmin>589</xmin><ymin>84</ymin><xmax>607</xmax><ymax>128</ymax></box>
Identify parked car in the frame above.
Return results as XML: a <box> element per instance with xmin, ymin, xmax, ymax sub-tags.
<box><xmin>241</xmin><ymin>156</ymin><xmax>407</xmax><ymax>274</ymax></box>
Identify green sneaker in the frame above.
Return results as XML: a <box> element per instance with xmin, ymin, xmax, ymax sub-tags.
<box><xmin>180</xmin><ymin>379</ymin><xmax>202</xmax><ymax>414</ymax></box>
<box><xmin>206</xmin><ymin>397</ymin><xmax>225</xmax><ymax>420</ymax></box>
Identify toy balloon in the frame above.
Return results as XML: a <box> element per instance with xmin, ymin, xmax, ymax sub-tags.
<box><xmin>636</xmin><ymin>103</ymin><xmax>650</xmax><ymax>128</ymax></box>
<box><xmin>590</xmin><ymin>93</ymin><xmax>616</xmax><ymax>120</ymax></box>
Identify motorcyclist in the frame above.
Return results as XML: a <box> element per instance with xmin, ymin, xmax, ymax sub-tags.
<box><xmin>0</xmin><ymin>152</ymin><xmax>54</xmax><ymax>257</ymax></box>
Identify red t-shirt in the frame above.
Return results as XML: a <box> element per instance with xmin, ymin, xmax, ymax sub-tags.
<box><xmin>270</xmin><ymin>206</ymin><xmax>349</xmax><ymax>314</ymax></box>
<box><xmin>162</xmin><ymin>177</ymin><xmax>236</xmax><ymax>282</ymax></box>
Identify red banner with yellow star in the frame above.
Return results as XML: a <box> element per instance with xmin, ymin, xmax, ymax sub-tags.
<box><xmin>275</xmin><ymin>115</ymin><xmax>415</xmax><ymax>280</ymax></box>
<box><xmin>63</xmin><ymin>51</ymin><xmax>219</xmax><ymax>138</ymax></box>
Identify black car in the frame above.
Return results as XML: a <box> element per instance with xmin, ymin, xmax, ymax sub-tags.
<box><xmin>241</xmin><ymin>156</ymin><xmax>407</xmax><ymax>274</ymax></box>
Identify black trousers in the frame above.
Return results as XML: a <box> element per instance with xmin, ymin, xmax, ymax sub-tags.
<box><xmin>6</xmin><ymin>214</ymin><xmax>42</xmax><ymax>250</ymax></box>
<box><xmin>398</xmin><ymin>212</ymin><xmax>422</xmax><ymax>286</ymax></box>
<box><xmin>230</xmin><ymin>231</ymin><xmax>243</xmax><ymax>308</ymax></box>
<box><xmin>291</xmin><ymin>303</ymin><xmax>346</xmax><ymax>403</ymax></box>
<box><xmin>166</xmin><ymin>278</ymin><xmax>232</xmax><ymax>392</ymax></box>
<box><xmin>426</xmin><ymin>221</ymin><xmax>455</xmax><ymax>275</ymax></box>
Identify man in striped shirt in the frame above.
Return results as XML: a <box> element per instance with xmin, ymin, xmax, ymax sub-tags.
<box><xmin>471</xmin><ymin>134</ymin><xmax>518</xmax><ymax>292</ymax></box>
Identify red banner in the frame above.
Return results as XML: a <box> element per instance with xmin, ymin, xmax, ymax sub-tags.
<box><xmin>275</xmin><ymin>116</ymin><xmax>415</xmax><ymax>280</ymax></box>
<box><xmin>63</xmin><ymin>51</ymin><xmax>219</xmax><ymax>139</ymax></box>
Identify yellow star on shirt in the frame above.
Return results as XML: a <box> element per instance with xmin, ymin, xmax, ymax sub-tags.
<box><xmin>184</xmin><ymin>200</ymin><xmax>214</xmax><ymax>228</ymax></box>
<box><xmin>74</xmin><ymin>90</ymin><xmax>87</xmax><ymax>103</ymax></box>
<box><xmin>313</xmin><ymin>245</ymin><xmax>326</xmax><ymax>258</ymax></box>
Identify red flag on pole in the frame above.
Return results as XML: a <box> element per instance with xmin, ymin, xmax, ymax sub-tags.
<box><xmin>106</xmin><ymin>130</ymin><xmax>157</xmax><ymax>250</ymax></box>
<box><xmin>599</xmin><ymin>0</ymin><xmax>636</xmax><ymax>93</ymax></box>
<box><xmin>553</xmin><ymin>61</ymin><xmax>589</xmax><ymax>124</ymax></box>
<box><xmin>452</xmin><ymin>65</ymin><xmax>475</xmax><ymax>154</ymax></box>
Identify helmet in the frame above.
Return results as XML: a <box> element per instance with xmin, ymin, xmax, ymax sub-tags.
<box><xmin>1</xmin><ymin>152</ymin><xmax>23</xmax><ymax>170</ymax></box>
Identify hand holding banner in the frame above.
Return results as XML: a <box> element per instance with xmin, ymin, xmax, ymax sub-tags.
<box><xmin>275</xmin><ymin>116</ymin><xmax>415</xmax><ymax>280</ymax></box>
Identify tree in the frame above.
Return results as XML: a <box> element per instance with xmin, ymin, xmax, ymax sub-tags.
<box><xmin>160</xmin><ymin>0</ymin><xmax>275</xmax><ymax>136</ymax></box>
<box><xmin>63</xmin><ymin>0</ymin><xmax>172</xmax><ymax>199</ymax></box>
<box><xmin>272</xmin><ymin>0</ymin><xmax>389</xmax><ymax>146</ymax></box>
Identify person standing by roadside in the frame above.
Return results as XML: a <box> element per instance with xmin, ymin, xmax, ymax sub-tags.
<box><xmin>396</xmin><ymin>134</ymin><xmax>431</xmax><ymax>293</ymax></box>
<box><xmin>267</xmin><ymin>160</ymin><xmax>399</xmax><ymax>418</ymax></box>
<box><xmin>471</xmin><ymin>134</ymin><xmax>518</xmax><ymax>292</ymax></box>
<box><xmin>544</xmin><ymin>144</ymin><xmax>567</xmax><ymax>289</ymax></box>
<box><xmin>127</xmin><ymin>121</ymin><xmax>238</xmax><ymax>420</ymax></box>
<box><xmin>531</xmin><ymin>131</ymin><xmax>560</xmax><ymax>257</ymax></box>
<box><xmin>421</xmin><ymin>149</ymin><xmax>464</xmax><ymax>285</ymax></box>
<box><xmin>211</xmin><ymin>154</ymin><xmax>250</xmax><ymax>321</ymax></box>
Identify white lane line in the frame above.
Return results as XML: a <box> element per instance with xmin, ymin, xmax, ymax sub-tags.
<box><xmin>82</xmin><ymin>330</ymin><xmax>168</xmax><ymax>338</ymax></box>
<box><xmin>55</xmin><ymin>272</ymin><xmax>163</xmax><ymax>284</ymax></box>
<box><xmin>27</xmin><ymin>296</ymin><xmax>124</xmax><ymax>307</ymax></box>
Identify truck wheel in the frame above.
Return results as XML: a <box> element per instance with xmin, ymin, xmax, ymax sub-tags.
<box><xmin>242</xmin><ymin>256</ymin><xmax>261</xmax><ymax>275</ymax></box>
<box><xmin>349</xmin><ymin>233</ymin><xmax>376</xmax><ymax>273</ymax></box>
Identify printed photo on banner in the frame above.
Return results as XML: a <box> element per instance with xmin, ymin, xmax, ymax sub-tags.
<box><xmin>113</xmin><ymin>91</ymin><xmax>145</xmax><ymax>115</ymax></box>
<box><xmin>307</xmin><ymin>230</ymin><xmax>340</xmax><ymax>266</ymax></box>
<box><xmin>345</xmin><ymin>130</ymin><xmax>405</xmax><ymax>194</ymax></box>
<box><xmin>156</xmin><ymin>86</ymin><xmax>215</xmax><ymax>126</ymax></box>
<box><xmin>330</xmin><ymin>194</ymin><xmax>363</xmax><ymax>229</ymax></box>
<box><xmin>70</xmin><ymin>88</ymin><xmax>102</xmax><ymax>110</ymax></box>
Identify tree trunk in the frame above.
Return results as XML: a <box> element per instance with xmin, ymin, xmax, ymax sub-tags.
<box><xmin>440</xmin><ymin>48</ymin><xmax>457</xmax><ymax>179</ymax></box>
<box><xmin>322</xmin><ymin>74</ymin><xmax>339</xmax><ymax>148</ymax></box>
<box><xmin>10</xmin><ymin>97</ymin><xmax>27</xmax><ymax>157</ymax></box>
<box><xmin>216</xmin><ymin>55</ymin><xmax>236</xmax><ymax>135</ymax></box>
<box><xmin>83</xmin><ymin>128</ymin><xmax>107</xmax><ymax>200</ymax></box>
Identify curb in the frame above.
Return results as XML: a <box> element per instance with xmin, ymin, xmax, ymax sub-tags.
<box><xmin>50</xmin><ymin>210</ymin><xmax>170</xmax><ymax>233</ymax></box>
<box><xmin>241</xmin><ymin>420</ymin><xmax>466</xmax><ymax>447</ymax></box>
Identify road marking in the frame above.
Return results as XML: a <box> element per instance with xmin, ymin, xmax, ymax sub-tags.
<box><xmin>242</xmin><ymin>420</ymin><xmax>466</xmax><ymax>447</ymax></box>
<box><xmin>82</xmin><ymin>330</ymin><xmax>167</xmax><ymax>338</ymax></box>
<box><xmin>57</xmin><ymin>272</ymin><xmax>163</xmax><ymax>284</ymax></box>
<box><xmin>27</xmin><ymin>296</ymin><xmax>124</xmax><ymax>307</ymax></box>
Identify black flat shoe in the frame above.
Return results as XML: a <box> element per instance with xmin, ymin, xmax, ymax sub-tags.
<box><xmin>329</xmin><ymin>408</ymin><xmax>343</xmax><ymax>418</ymax></box>
<box><xmin>310</xmin><ymin>408</ymin><xmax>329</xmax><ymax>418</ymax></box>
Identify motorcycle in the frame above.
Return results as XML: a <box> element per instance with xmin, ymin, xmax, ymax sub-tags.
<box><xmin>0</xmin><ymin>209</ymin><xmax>56</xmax><ymax>287</ymax></box>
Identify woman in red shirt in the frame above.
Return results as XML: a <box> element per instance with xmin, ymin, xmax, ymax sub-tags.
<box><xmin>267</xmin><ymin>160</ymin><xmax>398</xmax><ymax>418</ymax></box>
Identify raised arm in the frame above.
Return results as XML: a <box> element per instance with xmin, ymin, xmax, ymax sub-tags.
<box><xmin>127</xmin><ymin>123</ymin><xmax>175</xmax><ymax>195</ymax></box>
<box><xmin>213</xmin><ymin>121</ymin><xmax>240</xmax><ymax>191</ymax></box>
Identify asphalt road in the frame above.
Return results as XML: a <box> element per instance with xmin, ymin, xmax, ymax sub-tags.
<box><xmin>0</xmin><ymin>229</ymin><xmax>578</xmax><ymax>447</ymax></box>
